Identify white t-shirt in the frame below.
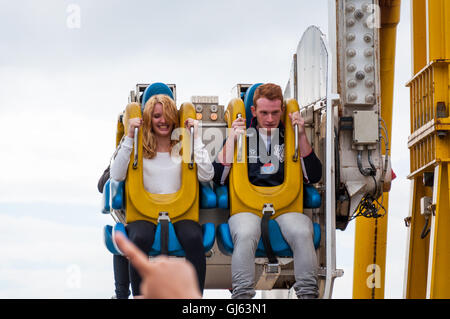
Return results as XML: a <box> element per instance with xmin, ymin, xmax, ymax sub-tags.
<box><xmin>110</xmin><ymin>135</ymin><xmax>213</xmax><ymax>194</ymax></box>
<box><xmin>142</xmin><ymin>152</ymin><xmax>181</xmax><ymax>194</ymax></box>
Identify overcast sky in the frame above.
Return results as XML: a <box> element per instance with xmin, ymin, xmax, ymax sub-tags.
<box><xmin>0</xmin><ymin>0</ymin><xmax>412</xmax><ymax>299</ymax></box>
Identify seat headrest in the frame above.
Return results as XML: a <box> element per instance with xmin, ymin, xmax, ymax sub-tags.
<box><xmin>141</xmin><ymin>82</ymin><xmax>174</xmax><ymax>107</ymax></box>
<box><xmin>243</xmin><ymin>83</ymin><xmax>263</xmax><ymax>128</ymax></box>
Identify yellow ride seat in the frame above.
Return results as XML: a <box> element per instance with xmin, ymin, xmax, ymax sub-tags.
<box><xmin>225</xmin><ymin>98</ymin><xmax>304</xmax><ymax>218</ymax></box>
<box><xmin>123</xmin><ymin>102</ymin><xmax>199</xmax><ymax>224</ymax></box>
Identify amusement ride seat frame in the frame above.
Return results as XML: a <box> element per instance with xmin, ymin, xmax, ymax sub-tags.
<box><xmin>225</xmin><ymin>98</ymin><xmax>304</xmax><ymax>219</ymax></box>
<box><xmin>123</xmin><ymin>102</ymin><xmax>200</xmax><ymax>224</ymax></box>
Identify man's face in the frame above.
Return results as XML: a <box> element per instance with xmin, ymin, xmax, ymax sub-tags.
<box><xmin>251</xmin><ymin>97</ymin><xmax>283</xmax><ymax>130</ymax></box>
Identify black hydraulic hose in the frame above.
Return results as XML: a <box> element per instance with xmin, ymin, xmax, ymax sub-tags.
<box><xmin>368</xmin><ymin>149</ymin><xmax>376</xmax><ymax>174</ymax></box>
<box><xmin>335</xmin><ymin>127</ymin><xmax>340</xmax><ymax>194</ymax></box>
<box><xmin>421</xmin><ymin>217</ymin><xmax>431</xmax><ymax>239</ymax></box>
<box><xmin>357</xmin><ymin>150</ymin><xmax>376</xmax><ymax>177</ymax></box>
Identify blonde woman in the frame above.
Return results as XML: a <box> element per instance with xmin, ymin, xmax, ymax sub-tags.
<box><xmin>111</xmin><ymin>93</ymin><xmax>214</xmax><ymax>298</ymax></box>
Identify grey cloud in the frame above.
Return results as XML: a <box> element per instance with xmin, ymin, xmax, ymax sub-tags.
<box><xmin>1</xmin><ymin>0</ymin><xmax>329</xmax><ymax>69</ymax></box>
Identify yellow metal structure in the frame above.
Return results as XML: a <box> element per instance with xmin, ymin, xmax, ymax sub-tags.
<box><xmin>405</xmin><ymin>0</ymin><xmax>450</xmax><ymax>299</ymax></box>
<box><xmin>123</xmin><ymin>102</ymin><xmax>200</xmax><ymax>224</ymax></box>
<box><xmin>226</xmin><ymin>98</ymin><xmax>303</xmax><ymax>218</ymax></box>
<box><xmin>116</xmin><ymin>112</ymin><xmax>125</xmax><ymax>147</ymax></box>
<box><xmin>352</xmin><ymin>0</ymin><xmax>401</xmax><ymax>299</ymax></box>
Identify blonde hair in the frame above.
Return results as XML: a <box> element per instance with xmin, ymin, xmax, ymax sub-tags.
<box><xmin>142</xmin><ymin>94</ymin><xmax>179</xmax><ymax>159</ymax></box>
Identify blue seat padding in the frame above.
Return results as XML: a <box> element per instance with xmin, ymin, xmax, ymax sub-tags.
<box><xmin>200</xmin><ymin>183</ymin><xmax>217</xmax><ymax>209</ymax></box>
<box><xmin>102</xmin><ymin>181</ymin><xmax>111</xmax><ymax>214</ymax></box>
<box><xmin>256</xmin><ymin>220</ymin><xmax>292</xmax><ymax>257</ymax></box>
<box><xmin>102</xmin><ymin>179</ymin><xmax>125</xmax><ymax>214</ymax></box>
<box><xmin>303</xmin><ymin>184</ymin><xmax>322</xmax><ymax>209</ymax></box>
<box><xmin>200</xmin><ymin>182</ymin><xmax>229</xmax><ymax>209</ymax></box>
<box><xmin>243</xmin><ymin>83</ymin><xmax>263</xmax><ymax>128</ymax></box>
<box><xmin>150</xmin><ymin>222</ymin><xmax>215</xmax><ymax>256</ymax></box>
<box><xmin>215</xmin><ymin>184</ymin><xmax>229</xmax><ymax>209</ymax></box>
<box><xmin>103</xmin><ymin>225</ymin><xmax>121</xmax><ymax>255</ymax></box>
<box><xmin>111</xmin><ymin>180</ymin><xmax>125</xmax><ymax>210</ymax></box>
<box><xmin>141</xmin><ymin>82</ymin><xmax>174</xmax><ymax>107</ymax></box>
<box><xmin>150</xmin><ymin>221</ymin><xmax>184</xmax><ymax>256</ymax></box>
<box><xmin>102</xmin><ymin>223</ymin><xmax>128</xmax><ymax>255</ymax></box>
<box><xmin>216</xmin><ymin>223</ymin><xmax>234</xmax><ymax>256</ymax></box>
<box><xmin>313</xmin><ymin>222</ymin><xmax>321</xmax><ymax>250</ymax></box>
<box><xmin>104</xmin><ymin>222</ymin><xmax>215</xmax><ymax>257</ymax></box>
<box><xmin>217</xmin><ymin>220</ymin><xmax>321</xmax><ymax>257</ymax></box>
<box><xmin>201</xmin><ymin>223</ymin><xmax>216</xmax><ymax>253</ymax></box>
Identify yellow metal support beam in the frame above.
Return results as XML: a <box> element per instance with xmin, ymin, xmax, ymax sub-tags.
<box><xmin>426</xmin><ymin>0</ymin><xmax>450</xmax><ymax>62</ymax></box>
<box><xmin>404</xmin><ymin>177</ymin><xmax>431</xmax><ymax>299</ymax></box>
<box><xmin>427</xmin><ymin>164</ymin><xmax>450</xmax><ymax>298</ymax></box>
<box><xmin>352</xmin><ymin>0</ymin><xmax>401</xmax><ymax>299</ymax></box>
<box><xmin>406</xmin><ymin>0</ymin><xmax>450</xmax><ymax>299</ymax></box>
<box><xmin>411</xmin><ymin>0</ymin><xmax>427</xmax><ymax>74</ymax></box>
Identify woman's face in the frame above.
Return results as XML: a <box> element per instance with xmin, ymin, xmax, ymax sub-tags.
<box><xmin>151</xmin><ymin>102</ymin><xmax>174</xmax><ymax>138</ymax></box>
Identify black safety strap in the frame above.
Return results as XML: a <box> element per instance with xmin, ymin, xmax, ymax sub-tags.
<box><xmin>261</xmin><ymin>211</ymin><xmax>278</xmax><ymax>264</ymax></box>
<box><xmin>160</xmin><ymin>219</ymin><xmax>169</xmax><ymax>256</ymax></box>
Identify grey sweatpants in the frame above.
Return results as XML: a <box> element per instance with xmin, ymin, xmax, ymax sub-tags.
<box><xmin>228</xmin><ymin>212</ymin><xmax>318</xmax><ymax>299</ymax></box>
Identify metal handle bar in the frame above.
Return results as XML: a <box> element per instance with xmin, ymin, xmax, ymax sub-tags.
<box><xmin>236</xmin><ymin>114</ymin><xmax>243</xmax><ymax>162</ymax></box>
<box><xmin>133</xmin><ymin>127</ymin><xmax>138</xmax><ymax>169</ymax></box>
<box><xmin>293</xmin><ymin>124</ymin><xmax>299</xmax><ymax>162</ymax></box>
<box><xmin>189</xmin><ymin>126</ymin><xmax>194</xmax><ymax>169</ymax></box>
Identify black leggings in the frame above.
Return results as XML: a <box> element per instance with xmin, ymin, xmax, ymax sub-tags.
<box><xmin>113</xmin><ymin>219</ymin><xmax>206</xmax><ymax>298</ymax></box>
<box><xmin>113</xmin><ymin>254</ymin><xmax>130</xmax><ymax>299</ymax></box>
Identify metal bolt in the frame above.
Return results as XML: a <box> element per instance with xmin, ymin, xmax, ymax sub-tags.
<box><xmin>354</xmin><ymin>9</ymin><xmax>364</xmax><ymax>20</ymax></box>
<box><xmin>347</xmin><ymin>18</ymin><xmax>356</xmax><ymax>27</ymax></box>
<box><xmin>347</xmin><ymin>63</ymin><xmax>357</xmax><ymax>72</ymax></box>
<box><xmin>346</xmin><ymin>3</ymin><xmax>356</xmax><ymax>12</ymax></box>
<box><xmin>348</xmin><ymin>79</ymin><xmax>357</xmax><ymax>88</ymax></box>
<box><xmin>355</xmin><ymin>71</ymin><xmax>366</xmax><ymax>80</ymax></box>
<box><xmin>347</xmin><ymin>48</ymin><xmax>357</xmax><ymax>57</ymax></box>
<box><xmin>348</xmin><ymin>93</ymin><xmax>357</xmax><ymax>101</ymax></box>
<box><xmin>364</xmin><ymin>64</ymin><xmax>374</xmax><ymax>73</ymax></box>
<box><xmin>364</xmin><ymin>48</ymin><xmax>373</xmax><ymax>57</ymax></box>
<box><xmin>364</xmin><ymin>33</ymin><xmax>373</xmax><ymax>43</ymax></box>
<box><xmin>365</xmin><ymin>94</ymin><xmax>375</xmax><ymax>104</ymax></box>
<box><xmin>347</xmin><ymin>32</ymin><xmax>356</xmax><ymax>42</ymax></box>
<box><xmin>365</xmin><ymin>79</ymin><xmax>374</xmax><ymax>88</ymax></box>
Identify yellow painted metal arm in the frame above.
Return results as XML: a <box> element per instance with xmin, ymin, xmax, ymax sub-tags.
<box><xmin>228</xmin><ymin>98</ymin><xmax>303</xmax><ymax>218</ymax></box>
<box><xmin>124</xmin><ymin>102</ymin><xmax>199</xmax><ymax>224</ymax></box>
<box><xmin>116</xmin><ymin>112</ymin><xmax>125</xmax><ymax>147</ymax></box>
<box><xmin>352</xmin><ymin>0</ymin><xmax>401</xmax><ymax>299</ymax></box>
<box><xmin>404</xmin><ymin>0</ymin><xmax>450</xmax><ymax>299</ymax></box>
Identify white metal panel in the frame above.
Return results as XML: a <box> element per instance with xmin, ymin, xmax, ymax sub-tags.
<box><xmin>296</xmin><ymin>26</ymin><xmax>329</xmax><ymax>109</ymax></box>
